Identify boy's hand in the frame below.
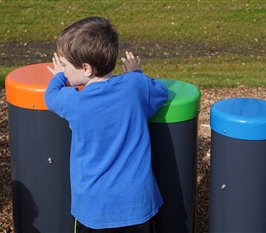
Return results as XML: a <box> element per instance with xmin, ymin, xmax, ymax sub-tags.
<box><xmin>47</xmin><ymin>53</ymin><xmax>63</xmax><ymax>75</ymax></box>
<box><xmin>121</xmin><ymin>51</ymin><xmax>141</xmax><ymax>73</ymax></box>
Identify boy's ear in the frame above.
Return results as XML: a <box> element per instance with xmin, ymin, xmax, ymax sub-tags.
<box><xmin>82</xmin><ymin>63</ymin><xmax>93</xmax><ymax>76</ymax></box>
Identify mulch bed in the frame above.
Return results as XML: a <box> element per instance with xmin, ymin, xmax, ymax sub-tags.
<box><xmin>1</xmin><ymin>86</ymin><xmax>266</xmax><ymax>233</ymax></box>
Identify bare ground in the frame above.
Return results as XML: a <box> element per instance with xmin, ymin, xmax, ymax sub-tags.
<box><xmin>1</xmin><ymin>41</ymin><xmax>266</xmax><ymax>233</ymax></box>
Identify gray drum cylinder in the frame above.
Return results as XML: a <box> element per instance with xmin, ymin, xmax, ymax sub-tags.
<box><xmin>9</xmin><ymin>106</ymin><xmax>73</xmax><ymax>233</ymax></box>
<box><xmin>209</xmin><ymin>97</ymin><xmax>266</xmax><ymax>232</ymax></box>
<box><xmin>6</xmin><ymin>66</ymin><xmax>201</xmax><ymax>233</ymax></box>
<box><xmin>149</xmin><ymin>79</ymin><xmax>201</xmax><ymax>233</ymax></box>
<box><xmin>5</xmin><ymin>63</ymin><xmax>74</xmax><ymax>233</ymax></box>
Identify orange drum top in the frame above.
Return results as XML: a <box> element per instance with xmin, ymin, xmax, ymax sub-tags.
<box><xmin>5</xmin><ymin>63</ymin><xmax>54</xmax><ymax>110</ymax></box>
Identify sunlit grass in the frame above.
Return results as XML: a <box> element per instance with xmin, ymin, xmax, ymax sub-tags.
<box><xmin>1</xmin><ymin>1</ymin><xmax>265</xmax><ymax>45</ymax></box>
<box><xmin>133</xmin><ymin>55</ymin><xmax>266</xmax><ymax>89</ymax></box>
<box><xmin>0</xmin><ymin>67</ymin><xmax>15</xmax><ymax>87</ymax></box>
<box><xmin>0</xmin><ymin>0</ymin><xmax>266</xmax><ymax>88</ymax></box>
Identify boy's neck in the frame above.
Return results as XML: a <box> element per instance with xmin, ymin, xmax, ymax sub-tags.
<box><xmin>85</xmin><ymin>72</ymin><xmax>113</xmax><ymax>86</ymax></box>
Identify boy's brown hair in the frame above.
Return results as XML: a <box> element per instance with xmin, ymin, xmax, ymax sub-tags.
<box><xmin>56</xmin><ymin>16</ymin><xmax>119</xmax><ymax>77</ymax></box>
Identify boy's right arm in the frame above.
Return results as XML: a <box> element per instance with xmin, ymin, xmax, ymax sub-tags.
<box><xmin>121</xmin><ymin>51</ymin><xmax>141</xmax><ymax>73</ymax></box>
<box><xmin>121</xmin><ymin>51</ymin><xmax>168</xmax><ymax>117</ymax></box>
<box><xmin>147</xmin><ymin>79</ymin><xmax>168</xmax><ymax>118</ymax></box>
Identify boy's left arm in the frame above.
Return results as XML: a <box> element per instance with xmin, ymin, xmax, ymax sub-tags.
<box><xmin>45</xmin><ymin>72</ymin><xmax>67</xmax><ymax>114</ymax></box>
<box><xmin>45</xmin><ymin>53</ymin><xmax>67</xmax><ymax>114</ymax></box>
<box><xmin>47</xmin><ymin>53</ymin><xmax>64</xmax><ymax>76</ymax></box>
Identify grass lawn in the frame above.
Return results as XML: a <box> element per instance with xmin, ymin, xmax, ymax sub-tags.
<box><xmin>0</xmin><ymin>1</ymin><xmax>265</xmax><ymax>88</ymax></box>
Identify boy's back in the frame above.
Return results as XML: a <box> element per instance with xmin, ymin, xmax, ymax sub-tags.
<box><xmin>44</xmin><ymin>16</ymin><xmax>168</xmax><ymax>232</ymax></box>
<box><xmin>45</xmin><ymin>69</ymin><xmax>167</xmax><ymax>228</ymax></box>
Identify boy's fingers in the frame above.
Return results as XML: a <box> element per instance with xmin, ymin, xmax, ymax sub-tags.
<box><xmin>53</xmin><ymin>53</ymin><xmax>61</xmax><ymax>64</ymax></box>
<box><xmin>136</xmin><ymin>56</ymin><xmax>141</xmax><ymax>65</ymax></box>
<box><xmin>52</xmin><ymin>57</ymin><xmax>59</xmax><ymax>67</ymax></box>
<box><xmin>47</xmin><ymin>66</ymin><xmax>54</xmax><ymax>74</ymax></box>
<box><xmin>129</xmin><ymin>52</ymin><xmax>135</xmax><ymax>60</ymax></box>
<box><xmin>121</xmin><ymin>64</ymin><xmax>127</xmax><ymax>73</ymax></box>
<box><xmin>121</xmin><ymin>57</ymin><xmax>128</xmax><ymax>65</ymax></box>
<box><xmin>127</xmin><ymin>52</ymin><xmax>135</xmax><ymax>60</ymax></box>
<box><xmin>125</xmin><ymin>51</ymin><xmax>133</xmax><ymax>60</ymax></box>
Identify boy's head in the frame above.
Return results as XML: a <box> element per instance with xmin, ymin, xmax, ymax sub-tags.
<box><xmin>56</xmin><ymin>16</ymin><xmax>119</xmax><ymax>77</ymax></box>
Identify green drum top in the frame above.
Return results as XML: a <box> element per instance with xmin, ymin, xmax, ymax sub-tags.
<box><xmin>149</xmin><ymin>79</ymin><xmax>201</xmax><ymax>123</ymax></box>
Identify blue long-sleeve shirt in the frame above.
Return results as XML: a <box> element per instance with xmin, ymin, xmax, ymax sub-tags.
<box><xmin>45</xmin><ymin>71</ymin><xmax>168</xmax><ymax>229</ymax></box>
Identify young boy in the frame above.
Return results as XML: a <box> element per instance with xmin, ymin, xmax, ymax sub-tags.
<box><xmin>45</xmin><ymin>16</ymin><xmax>168</xmax><ymax>233</ymax></box>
